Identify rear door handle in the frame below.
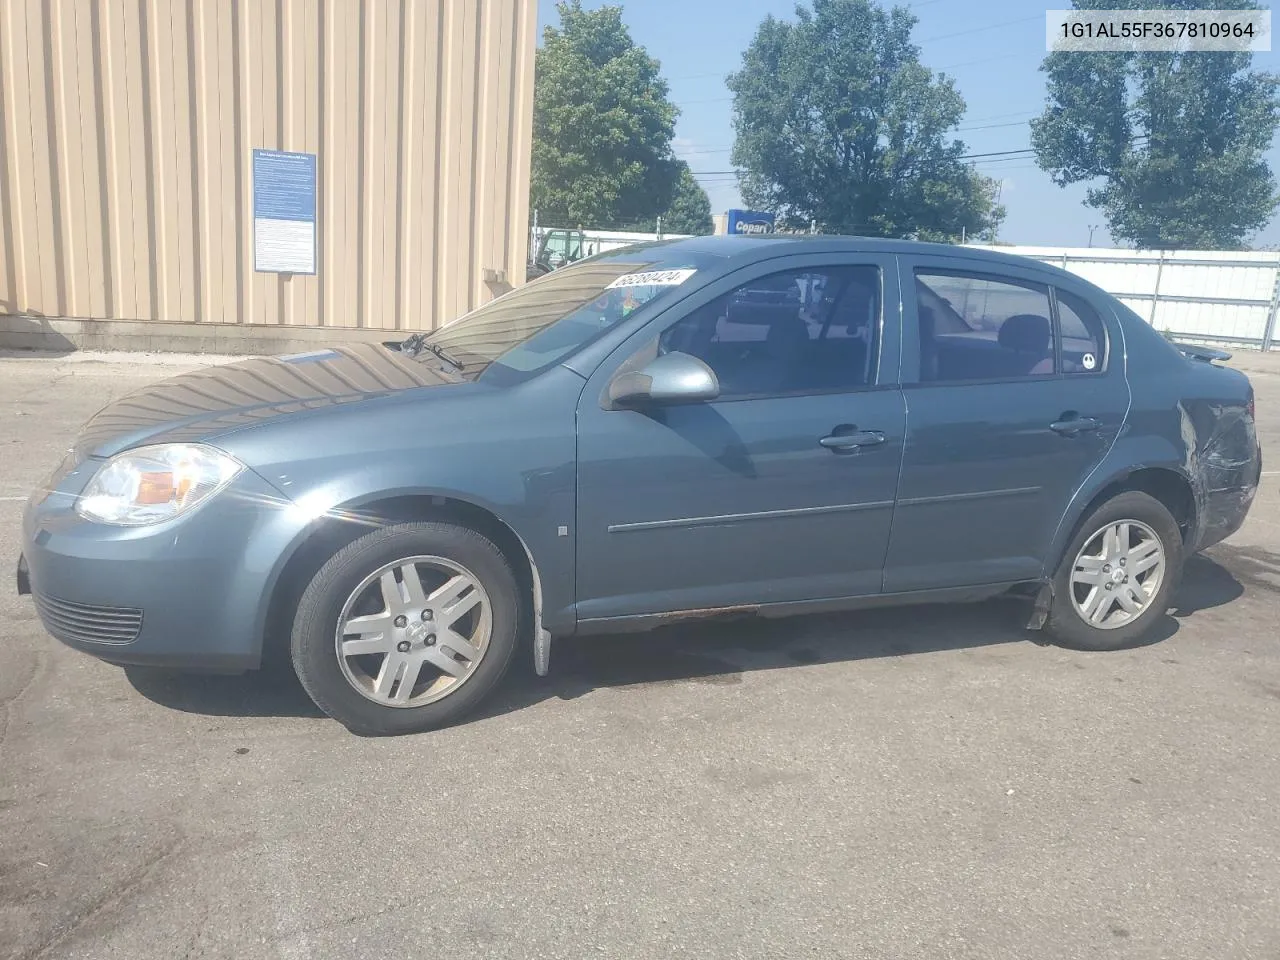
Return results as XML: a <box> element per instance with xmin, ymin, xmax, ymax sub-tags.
<box><xmin>820</xmin><ymin>429</ymin><xmax>885</xmax><ymax>451</ymax></box>
<box><xmin>1049</xmin><ymin>416</ymin><xmax>1102</xmax><ymax>436</ymax></box>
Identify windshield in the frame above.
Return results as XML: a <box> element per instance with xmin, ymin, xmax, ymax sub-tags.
<box><xmin>404</xmin><ymin>250</ymin><xmax>707</xmax><ymax>383</ymax></box>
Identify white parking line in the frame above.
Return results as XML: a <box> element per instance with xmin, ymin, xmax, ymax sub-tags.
<box><xmin>0</xmin><ymin>497</ymin><xmax>26</xmax><ymax>502</ymax></box>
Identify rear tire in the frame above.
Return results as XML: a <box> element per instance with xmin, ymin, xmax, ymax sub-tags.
<box><xmin>291</xmin><ymin>521</ymin><xmax>520</xmax><ymax>735</ymax></box>
<box><xmin>1044</xmin><ymin>491</ymin><xmax>1183</xmax><ymax>652</ymax></box>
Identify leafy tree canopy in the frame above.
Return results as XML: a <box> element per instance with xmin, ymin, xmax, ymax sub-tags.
<box><xmin>661</xmin><ymin>162</ymin><xmax>714</xmax><ymax>234</ymax></box>
<box><xmin>726</xmin><ymin>0</ymin><xmax>1004</xmax><ymax>241</ymax></box>
<box><xmin>1032</xmin><ymin>0</ymin><xmax>1280</xmax><ymax>248</ymax></box>
<box><xmin>531</xmin><ymin>0</ymin><xmax>681</xmax><ymax>229</ymax></box>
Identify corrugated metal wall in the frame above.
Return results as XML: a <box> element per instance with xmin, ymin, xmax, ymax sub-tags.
<box><xmin>0</xmin><ymin>0</ymin><xmax>536</xmax><ymax>333</ymax></box>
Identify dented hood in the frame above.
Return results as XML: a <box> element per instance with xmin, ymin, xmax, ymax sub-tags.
<box><xmin>73</xmin><ymin>344</ymin><xmax>460</xmax><ymax>459</ymax></box>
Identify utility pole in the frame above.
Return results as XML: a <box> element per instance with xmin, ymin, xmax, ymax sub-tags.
<box><xmin>1087</xmin><ymin>224</ymin><xmax>1099</xmax><ymax>247</ymax></box>
<box><xmin>993</xmin><ymin>180</ymin><xmax>1004</xmax><ymax>243</ymax></box>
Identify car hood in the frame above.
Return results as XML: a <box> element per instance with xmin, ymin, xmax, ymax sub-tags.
<box><xmin>72</xmin><ymin>343</ymin><xmax>461</xmax><ymax>459</ymax></box>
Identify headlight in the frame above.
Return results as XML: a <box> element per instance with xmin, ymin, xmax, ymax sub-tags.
<box><xmin>76</xmin><ymin>443</ymin><xmax>244</xmax><ymax>525</ymax></box>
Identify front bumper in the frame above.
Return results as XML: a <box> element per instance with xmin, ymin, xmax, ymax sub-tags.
<box><xmin>19</xmin><ymin>465</ymin><xmax>309</xmax><ymax>672</ymax></box>
<box><xmin>16</xmin><ymin>553</ymin><xmax>30</xmax><ymax>596</ymax></box>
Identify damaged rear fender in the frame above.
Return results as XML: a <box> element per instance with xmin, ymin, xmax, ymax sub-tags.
<box><xmin>1181</xmin><ymin>399</ymin><xmax>1260</xmax><ymax>551</ymax></box>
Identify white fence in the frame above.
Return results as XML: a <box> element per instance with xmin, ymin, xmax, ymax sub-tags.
<box><xmin>967</xmin><ymin>245</ymin><xmax>1280</xmax><ymax>351</ymax></box>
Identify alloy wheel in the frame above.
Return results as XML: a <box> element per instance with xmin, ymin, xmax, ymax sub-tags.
<box><xmin>334</xmin><ymin>555</ymin><xmax>492</xmax><ymax>707</ymax></box>
<box><xmin>1068</xmin><ymin>519</ymin><xmax>1167</xmax><ymax>630</ymax></box>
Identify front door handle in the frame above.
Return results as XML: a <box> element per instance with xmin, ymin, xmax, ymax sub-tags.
<box><xmin>820</xmin><ymin>429</ymin><xmax>885</xmax><ymax>451</ymax></box>
<box><xmin>1049</xmin><ymin>416</ymin><xmax>1102</xmax><ymax>436</ymax></box>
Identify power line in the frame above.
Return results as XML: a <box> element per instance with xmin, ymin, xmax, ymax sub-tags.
<box><xmin>918</xmin><ymin>13</ymin><xmax>1042</xmax><ymax>43</ymax></box>
<box><xmin>937</xmin><ymin>52</ymin><xmax>1023</xmax><ymax>71</ymax></box>
<box><xmin>690</xmin><ymin>149</ymin><xmax>1034</xmax><ymax>178</ymax></box>
<box><xmin>961</xmin><ymin>109</ymin><xmax>1039</xmax><ymax>124</ymax></box>
<box><xmin>665</xmin><ymin>9</ymin><xmax>1039</xmax><ymax>104</ymax></box>
<box><xmin>673</xmin><ymin>96</ymin><xmax>734</xmax><ymax>106</ymax></box>
<box><xmin>957</xmin><ymin>147</ymin><xmax>1036</xmax><ymax>160</ymax></box>
<box><xmin>663</xmin><ymin>32</ymin><xmax>995</xmax><ymax>86</ymax></box>
<box><xmin>679</xmin><ymin>119</ymin><xmax>1036</xmax><ymax>158</ymax></box>
<box><xmin>676</xmin><ymin>110</ymin><xmax>1039</xmax><ymax>153</ymax></box>
<box><xmin>956</xmin><ymin>119</ymin><xmax>1035</xmax><ymax>132</ymax></box>
<box><xmin>666</xmin><ymin>71</ymin><xmax>728</xmax><ymax>82</ymax></box>
<box><xmin>671</xmin><ymin>57</ymin><xmax>1030</xmax><ymax>108</ymax></box>
<box><xmin>668</xmin><ymin>53</ymin><xmax>1033</xmax><ymax>108</ymax></box>
<box><xmin>967</xmin><ymin>154</ymin><xmax>1038</xmax><ymax>165</ymax></box>
<box><xmin>690</xmin><ymin>147</ymin><xmax>1035</xmax><ymax>171</ymax></box>
<box><xmin>689</xmin><ymin>136</ymin><xmax>1150</xmax><ymax>178</ymax></box>
<box><xmin>972</xmin><ymin>163</ymin><xmax>1043</xmax><ymax>172</ymax></box>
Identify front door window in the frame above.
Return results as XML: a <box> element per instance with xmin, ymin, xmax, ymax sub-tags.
<box><xmin>659</xmin><ymin>266</ymin><xmax>881</xmax><ymax>398</ymax></box>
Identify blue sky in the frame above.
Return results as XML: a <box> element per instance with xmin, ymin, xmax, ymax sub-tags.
<box><xmin>535</xmin><ymin>0</ymin><xmax>1280</xmax><ymax>248</ymax></box>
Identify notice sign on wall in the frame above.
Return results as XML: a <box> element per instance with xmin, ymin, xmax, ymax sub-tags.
<box><xmin>253</xmin><ymin>149</ymin><xmax>317</xmax><ymax>274</ymax></box>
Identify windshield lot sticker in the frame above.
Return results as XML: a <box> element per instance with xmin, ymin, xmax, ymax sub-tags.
<box><xmin>607</xmin><ymin>268</ymin><xmax>697</xmax><ymax>289</ymax></box>
<box><xmin>1082</xmin><ymin>352</ymin><xmax>1097</xmax><ymax>370</ymax></box>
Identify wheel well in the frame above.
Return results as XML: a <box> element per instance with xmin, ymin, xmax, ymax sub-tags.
<box><xmin>261</xmin><ymin>495</ymin><xmax>534</xmax><ymax>667</ymax></box>
<box><xmin>1038</xmin><ymin>467</ymin><xmax>1195</xmax><ymax>589</ymax></box>
<box><xmin>1080</xmin><ymin>468</ymin><xmax>1196</xmax><ymax>543</ymax></box>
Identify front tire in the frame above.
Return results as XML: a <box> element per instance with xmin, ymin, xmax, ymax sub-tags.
<box><xmin>291</xmin><ymin>521</ymin><xmax>520</xmax><ymax>735</ymax></box>
<box><xmin>1044</xmin><ymin>491</ymin><xmax>1183</xmax><ymax>651</ymax></box>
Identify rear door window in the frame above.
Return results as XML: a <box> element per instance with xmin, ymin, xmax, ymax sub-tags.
<box><xmin>914</xmin><ymin>271</ymin><xmax>1056</xmax><ymax>382</ymax></box>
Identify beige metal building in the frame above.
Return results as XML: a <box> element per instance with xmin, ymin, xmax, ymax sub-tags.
<box><xmin>0</xmin><ymin>0</ymin><xmax>537</xmax><ymax>354</ymax></box>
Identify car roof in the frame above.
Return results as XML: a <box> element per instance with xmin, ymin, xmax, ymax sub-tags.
<box><xmin>637</xmin><ymin>234</ymin><xmax>1083</xmax><ymax>284</ymax></box>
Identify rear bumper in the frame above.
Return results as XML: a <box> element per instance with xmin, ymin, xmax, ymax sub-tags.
<box><xmin>19</xmin><ymin>468</ymin><xmax>309</xmax><ymax>672</ymax></box>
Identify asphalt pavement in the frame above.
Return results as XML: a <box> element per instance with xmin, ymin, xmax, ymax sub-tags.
<box><xmin>1</xmin><ymin>348</ymin><xmax>1279</xmax><ymax>960</ymax></box>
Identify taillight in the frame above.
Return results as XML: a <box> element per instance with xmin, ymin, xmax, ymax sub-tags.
<box><xmin>1247</xmin><ymin>395</ymin><xmax>1255</xmax><ymax>420</ymax></box>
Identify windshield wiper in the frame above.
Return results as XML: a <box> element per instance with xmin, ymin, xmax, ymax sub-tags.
<box><xmin>424</xmin><ymin>342</ymin><xmax>464</xmax><ymax>370</ymax></box>
<box><xmin>397</xmin><ymin>333</ymin><xmax>464</xmax><ymax>370</ymax></box>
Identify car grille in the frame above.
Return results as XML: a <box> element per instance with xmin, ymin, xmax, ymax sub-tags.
<box><xmin>34</xmin><ymin>593</ymin><xmax>143</xmax><ymax>646</ymax></box>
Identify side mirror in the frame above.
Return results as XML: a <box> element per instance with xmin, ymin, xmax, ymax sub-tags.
<box><xmin>608</xmin><ymin>351</ymin><xmax>720</xmax><ymax>408</ymax></box>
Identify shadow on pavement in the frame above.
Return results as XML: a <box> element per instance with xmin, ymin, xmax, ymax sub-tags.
<box><xmin>123</xmin><ymin>553</ymin><xmax>1249</xmax><ymax>726</ymax></box>
<box><xmin>1196</xmin><ymin>543</ymin><xmax>1280</xmax><ymax>599</ymax></box>
<box><xmin>1173</xmin><ymin>552</ymin><xmax>1248</xmax><ymax>617</ymax></box>
<box><xmin>124</xmin><ymin>662</ymin><xmax>325</xmax><ymax>719</ymax></box>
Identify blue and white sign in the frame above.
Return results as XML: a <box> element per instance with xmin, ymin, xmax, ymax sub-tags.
<box><xmin>253</xmin><ymin>149</ymin><xmax>317</xmax><ymax>274</ymax></box>
<box><xmin>727</xmin><ymin>209</ymin><xmax>775</xmax><ymax>235</ymax></box>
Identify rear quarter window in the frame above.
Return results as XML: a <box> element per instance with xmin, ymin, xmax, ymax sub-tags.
<box><xmin>1055</xmin><ymin>289</ymin><xmax>1107</xmax><ymax>374</ymax></box>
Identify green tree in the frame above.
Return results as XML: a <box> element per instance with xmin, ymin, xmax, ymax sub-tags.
<box><xmin>661</xmin><ymin>163</ymin><xmax>714</xmax><ymax>234</ymax></box>
<box><xmin>530</xmin><ymin>0</ymin><xmax>680</xmax><ymax>229</ymax></box>
<box><xmin>726</xmin><ymin>0</ymin><xmax>1003</xmax><ymax>241</ymax></box>
<box><xmin>1032</xmin><ymin>0</ymin><xmax>1280</xmax><ymax>249</ymax></box>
